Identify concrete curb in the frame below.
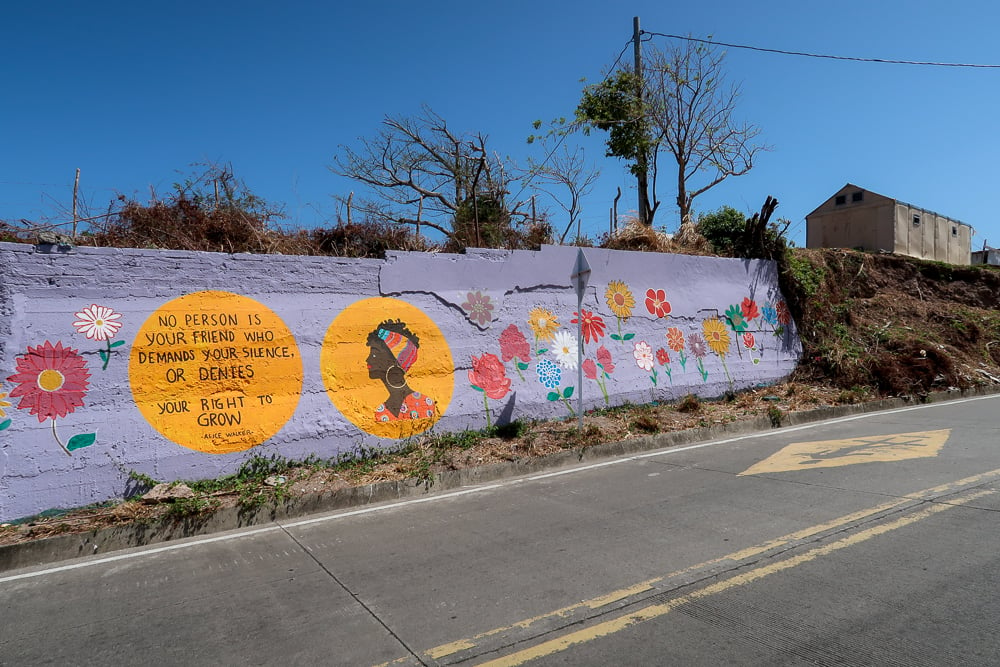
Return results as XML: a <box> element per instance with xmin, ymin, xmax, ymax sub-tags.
<box><xmin>2</xmin><ymin>386</ymin><xmax>997</xmax><ymax>573</ymax></box>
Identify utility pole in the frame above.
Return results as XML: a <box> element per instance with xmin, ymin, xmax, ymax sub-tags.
<box><xmin>633</xmin><ymin>16</ymin><xmax>652</xmax><ymax>226</ymax></box>
<box><xmin>72</xmin><ymin>168</ymin><xmax>80</xmax><ymax>239</ymax></box>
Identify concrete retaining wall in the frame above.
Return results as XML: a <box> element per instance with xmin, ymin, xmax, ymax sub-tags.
<box><xmin>0</xmin><ymin>242</ymin><xmax>800</xmax><ymax>521</ymax></box>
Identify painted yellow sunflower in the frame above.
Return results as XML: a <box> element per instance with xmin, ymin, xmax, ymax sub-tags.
<box><xmin>702</xmin><ymin>318</ymin><xmax>731</xmax><ymax>356</ymax></box>
<box><xmin>0</xmin><ymin>391</ymin><xmax>9</xmax><ymax>418</ymax></box>
<box><xmin>527</xmin><ymin>307</ymin><xmax>560</xmax><ymax>342</ymax></box>
<box><xmin>605</xmin><ymin>281</ymin><xmax>635</xmax><ymax>320</ymax></box>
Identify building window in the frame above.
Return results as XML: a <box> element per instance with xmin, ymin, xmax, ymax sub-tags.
<box><xmin>835</xmin><ymin>195</ymin><xmax>846</xmax><ymax>206</ymax></box>
<box><xmin>913</xmin><ymin>214</ymin><xmax>921</xmax><ymax>226</ymax></box>
<box><xmin>852</xmin><ymin>191</ymin><xmax>864</xmax><ymax>202</ymax></box>
<box><xmin>952</xmin><ymin>226</ymin><xmax>958</xmax><ymax>237</ymax></box>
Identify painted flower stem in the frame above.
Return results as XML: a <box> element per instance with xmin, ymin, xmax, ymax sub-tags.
<box><xmin>561</xmin><ymin>396</ymin><xmax>576</xmax><ymax>416</ymax></box>
<box><xmin>102</xmin><ymin>340</ymin><xmax>112</xmax><ymax>370</ymax></box>
<box><xmin>51</xmin><ymin>419</ymin><xmax>71</xmax><ymax>457</ymax></box>
<box><xmin>720</xmin><ymin>356</ymin><xmax>733</xmax><ymax>388</ymax></box>
<box><xmin>678</xmin><ymin>350</ymin><xmax>687</xmax><ymax>371</ymax></box>
<box><xmin>483</xmin><ymin>392</ymin><xmax>492</xmax><ymax>430</ymax></box>
<box><xmin>597</xmin><ymin>376</ymin><xmax>609</xmax><ymax>404</ymax></box>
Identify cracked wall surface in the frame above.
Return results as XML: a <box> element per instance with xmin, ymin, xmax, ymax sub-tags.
<box><xmin>0</xmin><ymin>242</ymin><xmax>800</xmax><ymax>521</ymax></box>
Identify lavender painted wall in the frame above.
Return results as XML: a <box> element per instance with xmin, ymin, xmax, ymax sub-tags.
<box><xmin>0</xmin><ymin>241</ymin><xmax>800</xmax><ymax>521</ymax></box>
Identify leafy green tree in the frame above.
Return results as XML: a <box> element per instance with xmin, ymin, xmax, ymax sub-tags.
<box><xmin>697</xmin><ymin>199</ymin><xmax>789</xmax><ymax>260</ymax></box>
<box><xmin>575</xmin><ymin>37</ymin><xmax>765</xmax><ymax>231</ymax></box>
<box><xmin>696</xmin><ymin>205</ymin><xmax>747</xmax><ymax>255</ymax></box>
<box><xmin>576</xmin><ymin>70</ymin><xmax>657</xmax><ymax>225</ymax></box>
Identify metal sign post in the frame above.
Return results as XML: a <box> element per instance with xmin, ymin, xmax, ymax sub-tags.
<box><xmin>570</xmin><ymin>249</ymin><xmax>592</xmax><ymax>431</ymax></box>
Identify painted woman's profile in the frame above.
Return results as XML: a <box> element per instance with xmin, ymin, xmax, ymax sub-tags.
<box><xmin>366</xmin><ymin>319</ymin><xmax>436</xmax><ymax>422</ymax></box>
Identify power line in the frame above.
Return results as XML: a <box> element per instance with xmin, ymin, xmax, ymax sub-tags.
<box><xmin>608</xmin><ymin>38</ymin><xmax>634</xmax><ymax>73</ymax></box>
<box><xmin>641</xmin><ymin>31</ymin><xmax>1000</xmax><ymax>69</ymax></box>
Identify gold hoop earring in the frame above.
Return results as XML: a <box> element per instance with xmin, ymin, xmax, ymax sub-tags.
<box><xmin>385</xmin><ymin>365</ymin><xmax>406</xmax><ymax>389</ymax></box>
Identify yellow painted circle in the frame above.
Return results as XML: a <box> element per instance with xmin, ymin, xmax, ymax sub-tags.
<box><xmin>321</xmin><ymin>298</ymin><xmax>453</xmax><ymax>439</ymax></box>
<box><xmin>129</xmin><ymin>291</ymin><xmax>303</xmax><ymax>453</ymax></box>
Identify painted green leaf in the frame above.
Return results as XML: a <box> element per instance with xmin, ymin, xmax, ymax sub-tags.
<box><xmin>516</xmin><ymin>361</ymin><xmax>529</xmax><ymax>371</ymax></box>
<box><xmin>546</xmin><ymin>391</ymin><xmax>561</xmax><ymax>401</ymax></box>
<box><xmin>610</xmin><ymin>334</ymin><xmax>622</xmax><ymax>341</ymax></box>
<box><xmin>622</xmin><ymin>333</ymin><xmax>635</xmax><ymax>340</ymax></box>
<box><xmin>99</xmin><ymin>350</ymin><xmax>109</xmax><ymax>363</ymax></box>
<box><xmin>66</xmin><ymin>433</ymin><xmax>97</xmax><ymax>451</ymax></box>
<box><xmin>537</xmin><ymin>348</ymin><xmax>549</xmax><ymax>355</ymax></box>
<box><xmin>0</xmin><ymin>419</ymin><xmax>10</xmax><ymax>431</ymax></box>
<box><xmin>563</xmin><ymin>386</ymin><xmax>574</xmax><ymax>399</ymax></box>
<box><xmin>471</xmin><ymin>384</ymin><xmax>484</xmax><ymax>392</ymax></box>
<box><xmin>109</xmin><ymin>340</ymin><xmax>126</xmax><ymax>348</ymax></box>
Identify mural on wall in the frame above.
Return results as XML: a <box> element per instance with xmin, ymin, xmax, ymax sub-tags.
<box><xmin>5</xmin><ymin>341</ymin><xmax>96</xmax><ymax>454</ymax></box>
<box><xmin>128</xmin><ymin>290</ymin><xmax>303</xmax><ymax>454</ymax></box>
<box><xmin>0</xmin><ymin>242</ymin><xmax>803</xmax><ymax>522</ymax></box>
<box><xmin>322</xmin><ymin>297</ymin><xmax>454</xmax><ymax>439</ymax></box>
<box><xmin>464</xmin><ymin>274</ymin><xmax>796</xmax><ymax>428</ymax></box>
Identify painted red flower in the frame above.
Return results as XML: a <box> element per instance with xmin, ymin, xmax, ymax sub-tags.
<box><xmin>596</xmin><ymin>345</ymin><xmax>615</xmax><ymax>374</ymax></box>
<box><xmin>656</xmin><ymin>348</ymin><xmax>670</xmax><ymax>365</ymax></box>
<box><xmin>582</xmin><ymin>358</ymin><xmax>598</xmax><ymax>380</ymax></box>
<box><xmin>469</xmin><ymin>353</ymin><xmax>511</xmax><ymax>400</ymax></box>
<box><xmin>741</xmin><ymin>297</ymin><xmax>760</xmax><ymax>322</ymax></box>
<box><xmin>498</xmin><ymin>324</ymin><xmax>530</xmax><ymax>363</ymax></box>
<box><xmin>742</xmin><ymin>332</ymin><xmax>756</xmax><ymax>349</ymax></box>
<box><xmin>644</xmin><ymin>288</ymin><xmax>671</xmax><ymax>318</ymax></box>
<box><xmin>571</xmin><ymin>309</ymin><xmax>607</xmax><ymax>344</ymax></box>
<box><xmin>7</xmin><ymin>341</ymin><xmax>90</xmax><ymax>422</ymax></box>
<box><xmin>776</xmin><ymin>300</ymin><xmax>791</xmax><ymax>325</ymax></box>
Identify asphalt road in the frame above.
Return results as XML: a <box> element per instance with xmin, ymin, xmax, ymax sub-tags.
<box><xmin>3</xmin><ymin>394</ymin><xmax>1000</xmax><ymax>666</ymax></box>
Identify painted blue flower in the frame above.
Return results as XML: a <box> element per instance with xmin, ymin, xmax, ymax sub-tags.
<box><xmin>536</xmin><ymin>358</ymin><xmax>561</xmax><ymax>389</ymax></box>
<box><xmin>761</xmin><ymin>303</ymin><xmax>778</xmax><ymax>326</ymax></box>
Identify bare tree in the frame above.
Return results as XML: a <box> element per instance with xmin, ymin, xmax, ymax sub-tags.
<box><xmin>525</xmin><ymin>139</ymin><xmax>600</xmax><ymax>244</ymax></box>
<box><xmin>643</xmin><ymin>39</ymin><xmax>766</xmax><ymax>229</ymax></box>
<box><xmin>332</xmin><ymin>106</ymin><xmax>537</xmax><ymax>248</ymax></box>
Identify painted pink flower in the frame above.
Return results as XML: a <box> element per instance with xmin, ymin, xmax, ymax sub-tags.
<box><xmin>469</xmin><ymin>353</ymin><xmax>511</xmax><ymax>400</ymax></box>
<box><xmin>73</xmin><ymin>304</ymin><xmax>123</xmax><ymax>341</ymax></box>
<box><xmin>742</xmin><ymin>332</ymin><xmax>756</xmax><ymax>349</ymax></box>
<box><xmin>461</xmin><ymin>291</ymin><xmax>494</xmax><ymax>327</ymax></box>
<box><xmin>571</xmin><ymin>309</ymin><xmax>607</xmax><ymax>344</ymax></box>
<box><xmin>582</xmin><ymin>358</ymin><xmax>598</xmax><ymax>380</ymax></box>
<box><xmin>596</xmin><ymin>345</ymin><xmax>615</xmax><ymax>374</ymax></box>
<box><xmin>740</xmin><ymin>297</ymin><xmax>760</xmax><ymax>323</ymax></box>
<box><xmin>687</xmin><ymin>332</ymin><xmax>709</xmax><ymax>359</ymax></box>
<box><xmin>499</xmin><ymin>324</ymin><xmax>530</xmax><ymax>363</ymax></box>
<box><xmin>656</xmin><ymin>348</ymin><xmax>670</xmax><ymax>365</ymax></box>
<box><xmin>7</xmin><ymin>341</ymin><xmax>90</xmax><ymax>422</ymax></box>
<box><xmin>644</xmin><ymin>288</ymin><xmax>671</xmax><ymax>318</ymax></box>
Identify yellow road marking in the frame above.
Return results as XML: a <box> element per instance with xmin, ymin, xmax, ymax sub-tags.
<box><xmin>389</xmin><ymin>467</ymin><xmax>1000</xmax><ymax>665</ymax></box>
<box><xmin>740</xmin><ymin>429</ymin><xmax>951</xmax><ymax>475</ymax></box>
<box><xmin>479</xmin><ymin>487</ymin><xmax>996</xmax><ymax>666</ymax></box>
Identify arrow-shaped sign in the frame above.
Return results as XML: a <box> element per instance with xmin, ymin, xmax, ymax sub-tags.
<box><xmin>739</xmin><ymin>429</ymin><xmax>951</xmax><ymax>475</ymax></box>
<box><xmin>571</xmin><ymin>249</ymin><xmax>591</xmax><ymax>301</ymax></box>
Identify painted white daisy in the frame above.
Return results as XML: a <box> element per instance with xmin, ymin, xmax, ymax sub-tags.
<box><xmin>73</xmin><ymin>304</ymin><xmax>123</xmax><ymax>341</ymax></box>
<box><xmin>633</xmin><ymin>341</ymin><xmax>655</xmax><ymax>372</ymax></box>
<box><xmin>550</xmin><ymin>330</ymin><xmax>579</xmax><ymax>370</ymax></box>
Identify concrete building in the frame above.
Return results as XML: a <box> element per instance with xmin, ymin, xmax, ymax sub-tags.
<box><xmin>806</xmin><ymin>184</ymin><xmax>973</xmax><ymax>265</ymax></box>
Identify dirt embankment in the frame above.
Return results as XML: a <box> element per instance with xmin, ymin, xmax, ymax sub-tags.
<box><xmin>783</xmin><ymin>248</ymin><xmax>1000</xmax><ymax>397</ymax></box>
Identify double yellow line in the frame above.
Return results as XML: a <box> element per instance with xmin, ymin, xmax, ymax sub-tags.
<box><xmin>377</xmin><ymin>468</ymin><xmax>1000</xmax><ymax>666</ymax></box>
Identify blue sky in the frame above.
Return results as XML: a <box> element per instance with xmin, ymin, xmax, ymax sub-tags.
<box><xmin>3</xmin><ymin>1</ymin><xmax>999</xmax><ymax>248</ymax></box>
